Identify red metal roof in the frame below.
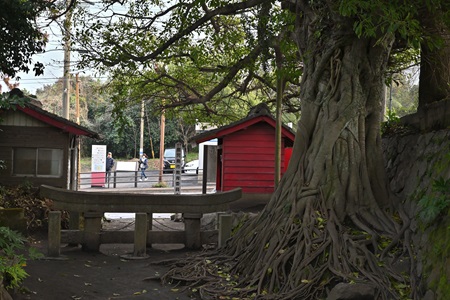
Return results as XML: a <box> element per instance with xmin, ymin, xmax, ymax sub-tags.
<box><xmin>191</xmin><ymin>114</ymin><xmax>295</xmax><ymax>144</ymax></box>
<box><xmin>15</xmin><ymin>103</ymin><xmax>99</xmax><ymax>139</ymax></box>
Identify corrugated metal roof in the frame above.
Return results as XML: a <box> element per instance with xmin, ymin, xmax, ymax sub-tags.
<box><xmin>10</xmin><ymin>100</ymin><xmax>100</xmax><ymax>139</ymax></box>
<box><xmin>190</xmin><ymin>104</ymin><xmax>295</xmax><ymax>145</ymax></box>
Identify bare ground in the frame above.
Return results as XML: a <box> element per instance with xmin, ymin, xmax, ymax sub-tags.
<box><xmin>10</xmin><ymin>218</ymin><xmax>201</xmax><ymax>300</ymax></box>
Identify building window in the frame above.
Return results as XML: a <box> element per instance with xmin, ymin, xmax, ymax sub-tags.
<box><xmin>13</xmin><ymin>148</ymin><xmax>63</xmax><ymax>177</ymax></box>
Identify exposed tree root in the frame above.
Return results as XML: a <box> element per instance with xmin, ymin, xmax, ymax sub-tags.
<box><xmin>158</xmin><ymin>195</ymin><xmax>419</xmax><ymax>300</ymax></box>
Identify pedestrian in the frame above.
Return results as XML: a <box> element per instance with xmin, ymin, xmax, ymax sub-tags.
<box><xmin>139</xmin><ymin>153</ymin><xmax>148</xmax><ymax>181</ymax></box>
<box><xmin>106</xmin><ymin>152</ymin><xmax>115</xmax><ymax>183</ymax></box>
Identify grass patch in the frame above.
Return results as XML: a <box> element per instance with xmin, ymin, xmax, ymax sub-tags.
<box><xmin>80</xmin><ymin>157</ymin><xmax>162</xmax><ymax>172</ymax></box>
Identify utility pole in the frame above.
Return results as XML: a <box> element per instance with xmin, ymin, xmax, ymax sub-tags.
<box><xmin>145</xmin><ymin>109</ymin><xmax>155</xmax><ymax>158</ymax></box>
<box><xmin>158</xmin><ymin>106</ymin><xmax>165</xmax><ymax>183</ymax></box>
<box><xmin>154</xmin><ymin>63</ymin><xmax>166</xmax><ymax>183</ymax></box>
<box><xmin>76</xmin><ymin>73</ymin><xmax>80</xmax><ymax>124</ymax></box>
<box><xmin>62</xmin><ymin>3</ymin><xmax>72</xmax><ymax>119</ymax></box>
<box><xmin>139</xmin><ymin>99</ymin><xmax>144</xmax><ymax>158</ymax></box>
<box><xmin>75</xmin><ymin>73</ymin><xmax>80</xmax><ymax>191</ymax></box>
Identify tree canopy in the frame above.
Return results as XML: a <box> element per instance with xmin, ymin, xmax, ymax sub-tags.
<box><xmin>72</xmin><ymin>0</ymin><xmax>449</xmax><ymax>115</ymax></box>
<box><xmin>72</xmin><ymin>0</ymin><xmax>303</xmax><ymax>121</ymax></box>
<box><xmin>0</xmin><ymin>0</ymin><xmax>52</xmax><ymax>80</ymax></box>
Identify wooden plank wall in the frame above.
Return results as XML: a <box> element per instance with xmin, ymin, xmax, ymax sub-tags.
<box><xmin>0</xmin><ymin>123</ymin><xmax>69</xmax><ymax>187</ymax></box>
<box><xmin>221</xmin><ymin>123</ymin><xmax>285</xmax><ymax>193</ymax></box>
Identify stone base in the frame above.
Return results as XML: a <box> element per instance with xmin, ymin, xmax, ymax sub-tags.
<box><xmin>0</xmin><ymin>284</ymin><xmax>13</xmax><ymax>300</ymax></box>
<box><xmin>0</xmin><ymin>208</ymin><xmax>27</xmax><ymax>233</ymax></box>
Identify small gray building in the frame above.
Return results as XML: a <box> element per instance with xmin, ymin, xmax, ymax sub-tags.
<box><xmin>0</xmin><ymin>97</ymin><xmax>99</xmax><ymax>188</ymax></box>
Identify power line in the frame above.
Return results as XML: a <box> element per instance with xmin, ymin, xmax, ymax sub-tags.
<box><xmin>14</xmin><ymin>75</ymin><xmax>109</xmax><ymax>82</ymax></box>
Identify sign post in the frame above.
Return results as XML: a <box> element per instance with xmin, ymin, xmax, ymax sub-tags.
<box><xmin>174</xmin><ymin>142</ymin><xmax>182</xmax><ymax>195</ymax></box>
<box><xmin>91</xmin><ymin>145</ymin><xmax>107</xmax><ymax>187</ymax></box>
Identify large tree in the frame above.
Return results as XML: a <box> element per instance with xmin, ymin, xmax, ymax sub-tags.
<box><xmin>73</xmin><ymin>0</ymin><xmax>302</xmax><ymax>122</ymax></box>
<box><xmin>418</xmin><ymin>7</ymin><xmax>450</xmax><ymax>108</ymax></box>
<box><xmin>73</xmin><ymin>0</ymin><xmax>449</xmax><ymax>299</ymax></box>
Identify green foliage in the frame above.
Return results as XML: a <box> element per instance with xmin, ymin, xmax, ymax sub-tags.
<box><xmin>422</xmin><ymin>217</ymin><xmax>450</xmax><ymax>298</ymax></box>
<box><xmin>68</xmin><ymin>0</ymin><xmax>448</xmax><ymax>135</ymax></box>
<box><xmin>36</xmin><ymin>76</ymin><xmax>113</xmax><ymax>157</ymax></box>
<box><xmin>0</xmin><ymin>227</ymin><xmax>42</xmax><ymax>290</ymax></box>
<box><xmin>34</xmin><ymin>75</ymin><xmax>197</xmax><ymax>159</ymax></box>
<box><xmin>385</xmin><ymin>72</ymin><xmax>419</xmax><ymax>117</ymax></box>
<box><xmin>0</xmin><ymin>92</ymin><xmax>29</xmax><ymax>110</ymax></box>
<box><xmin>338</xmin><ymin>0</ymin><xmax>432</xmax><ymax>48</ymax></box>
<box><xmin>0</xmin><ymin>0</ymin><xmax>52</xmax><ymax>78</ymax></box>
<box><xmin>72</xmin><ymin>0</ymin><xmax>302</xmax><ymax>124</ymax></box>
<box><xmin>186</xmin><ymin>151</ymin><xmax>199</xmax><ymax>163</ymax></box>
<box><xmin>418</xmin><ymin>177</ymin><xmax>450</xmax><ymax>226</ymax></box>
<box><xmin>152</xmin><ymin>181</ymin><xmax>169</xmax><ymax>188</ymax></box>
<box><xmin>381</xmin><ymin>109</ymin><xmax>401</xmax><ymax>135</ymax></box>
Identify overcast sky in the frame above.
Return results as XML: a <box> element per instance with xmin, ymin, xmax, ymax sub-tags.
<box><xmin>2</xmin><ymin>3</ymin><xmax>105</xmax><ymax>95</ymax></box>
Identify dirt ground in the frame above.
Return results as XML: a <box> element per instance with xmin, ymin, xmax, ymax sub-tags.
<box><xmin>10</xmin><ymin>218</ymin><xmax>202</xmax><ymax>300</ymax></box>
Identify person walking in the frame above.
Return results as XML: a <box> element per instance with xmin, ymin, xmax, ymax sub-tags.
<box><xmin>105</xmin><ymin>152</ymin><xmax>115</xmax><ymax>184</ymax></box>
<box><xmin>139</xmin><ymin>153</ymin><xmax>148</xmax><ymax>181</ymax></box>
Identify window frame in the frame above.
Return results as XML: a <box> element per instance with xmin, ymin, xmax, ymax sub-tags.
<box><xmin>13</xmin><ymin>147</ymin><xmax>64</xmax><ymax>178</ymax></box>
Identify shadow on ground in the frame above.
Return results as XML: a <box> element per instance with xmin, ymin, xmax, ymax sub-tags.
<box><xmin>11</xmin><ymin>218</ymin><xmax>200</xmax><ymax>300</ymax></box>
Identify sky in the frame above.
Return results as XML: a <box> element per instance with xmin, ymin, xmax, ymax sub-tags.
<box><xmin>1</xmin><ymin>3</ymin><xmax>106</xmax><ymax>95</ymax></box>
<box><xmin>1</xmin><ymin>2</ymin><xmax>167</xmax><ymax>95</ymax></box>
<box><xmin>1</xmin><ymin>15</ymin><xmax>65</xmax><ymax>94</ymax></box>
<box><xmin>8</xmin><ymin>53</ymin><xmax>64</xmax><ymax>94</ymax></box>
<box><xmin>2</xmin><ymin>38</ymin><xmax>100</xmax><ymax>95</ymax></box>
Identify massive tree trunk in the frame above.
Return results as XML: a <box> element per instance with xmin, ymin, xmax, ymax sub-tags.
<box><xmin>419</xmin><ymin>9</ymin><xmax>450</xmax><ymax>107</ymax></box>
<box><xmin>417</xmin><ymin>9</ymin><xmax>450</xmax><ymax>130</ymax></box>
<box><xmin>162</xmin><ymin>3</ymin><xmax>417</xmax><ymax>300</ymax></box>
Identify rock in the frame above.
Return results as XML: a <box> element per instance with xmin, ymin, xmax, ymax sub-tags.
<box><xmin>201</xmin><ymin>213</ymin><xmax>218</xmax><ymax>230</ymax></box>
<box><xmin>423</xmin><ymin>290</ymin><xmax>435</xmax><ymax>300</ymax></box>
<box><xmin>326</xmin><ymin>283</ymin><xmax>375</xmax><ymax>300</ymax></box>
<box><xmin>0</xmin><ymin>284</ymin><xmax>13</xmax><ymax>300</ymax></box>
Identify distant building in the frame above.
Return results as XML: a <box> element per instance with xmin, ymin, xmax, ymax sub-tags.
<box><xmin>190</xmin><ymin>104</ymin><xmax>295</xmax><ymax>207</ymax></box>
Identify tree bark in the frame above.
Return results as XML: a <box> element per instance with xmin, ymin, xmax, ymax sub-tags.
<box><xmin>219</xmin><ymin>7</ymin><xmax>412</xmax><ymax>300</ymax></box>
<box><xmin>418</xmin><ymin>10</ymin><xmax>450</xmax><ymax>108</ymax></box>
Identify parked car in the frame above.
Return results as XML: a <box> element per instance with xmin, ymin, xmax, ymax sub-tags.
<box><xmin>163</xmin><ymin>148</ymin><xmax>185</xmax><ymax>173</ymax></box>
<box><xmin>184</xmin><ymin>159</ymin><xmax>200</xmax><ymax>175</ymax></box>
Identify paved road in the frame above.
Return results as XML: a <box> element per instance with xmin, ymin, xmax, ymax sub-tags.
<box><xmin>105</xmin><ymin>212</ymin><xmax>172</xmax><ymax>219</ymax></box>
<box><xmin>80</xmin><ymin>170</ymin><xmax>207</xmax><ymax>190</ymax></box>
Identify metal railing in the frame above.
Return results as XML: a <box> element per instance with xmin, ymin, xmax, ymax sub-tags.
<box><xmin>78</xmin><ymin>169</ymin><xmax>207</xmax><ymax>190</ymax></box>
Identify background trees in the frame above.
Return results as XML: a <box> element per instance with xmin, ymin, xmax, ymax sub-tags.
<box><xmin>34</xmin><ymin>76</ymin><xmax>190</xmax><ymax>158</ymax></box>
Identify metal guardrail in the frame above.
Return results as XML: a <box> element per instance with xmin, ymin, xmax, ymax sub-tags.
<box><xmin>79</xmin><ymin>169</ymin><xmax>207</xmax><ymax>190</ymax></box>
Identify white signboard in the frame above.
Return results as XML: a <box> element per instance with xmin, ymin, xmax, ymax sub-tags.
<box><xmin>91</xmin><ymin>145</ymin><xmax>107</xmax><ymax>172</ymax></box>
<box><xmin>116</xmin><ymin>161</ymin><xmax>137</xmax><ymax>171</ymax></box>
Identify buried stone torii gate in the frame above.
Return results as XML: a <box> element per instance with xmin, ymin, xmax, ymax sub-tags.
<box><xmin>40</xmin><ymin>185</ymin><xmax>242</xmax><ymax>258</ymax></box>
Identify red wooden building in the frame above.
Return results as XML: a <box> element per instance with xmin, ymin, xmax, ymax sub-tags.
<box><xmin>191</xmin><ymin>104</ymin><xmax>296</xmax><ymax>203</ymax></box>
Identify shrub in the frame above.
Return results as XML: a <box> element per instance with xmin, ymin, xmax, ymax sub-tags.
<box><xmin>0</xmin><ymin>227</ymin><xmax>42</xmax><ymax>290</ymax></box>
<box><xmin>418</xmin><ymin>177</ymin><xmax>450</xmax><ymax>226</ymax></box>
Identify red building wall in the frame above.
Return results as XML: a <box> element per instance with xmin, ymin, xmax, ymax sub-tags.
<box><xmin>221</xmin><ymin>123</ymin><xmax>286</xmax><ymax>193</ymax></box>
